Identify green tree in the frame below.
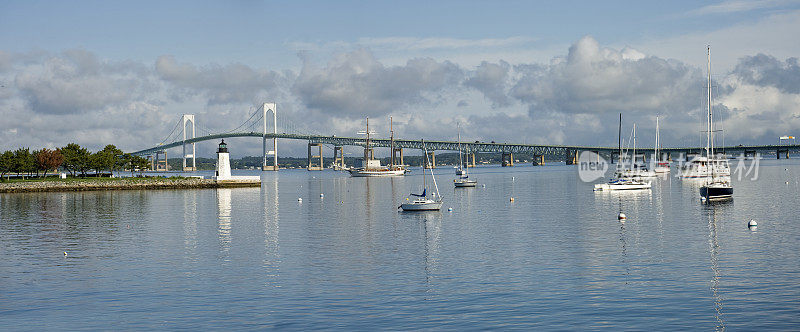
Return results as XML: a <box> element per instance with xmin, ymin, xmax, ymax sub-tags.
<box><xmin>93</xmin><ymin>144</ymin><xmax>123</xmax><ymax>176</ymax></box>
<box><xmin>13</xmin><ymin>148</ymin><xmax>35</xmax><ymax>179</ymax></box>
<box><xmin>35</xmin><ymin>148</ymin><xmax>64</xmax><ymax>178</ymax></box>
<box><xmin>0</xmin><ymin>150</ymin><xmax>13</xmax><ymax>180</ymax></box>
<box><xmin>131</xmin><ymin>155</ymin><xmax>150</xmax><ymax>175</ymax></box>
<box><xmin>61</xmin><ymin>143</ymin><xmax>91</xmax><ymax>177</ymax></box>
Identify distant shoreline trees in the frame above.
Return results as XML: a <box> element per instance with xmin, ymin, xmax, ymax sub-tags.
<box><xmin>0</xmin><ymin>143</ymin><xmax>148</xmax><ymax>180</ymax></box>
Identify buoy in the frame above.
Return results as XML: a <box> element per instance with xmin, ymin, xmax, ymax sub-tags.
<box><xmin>512</xmin><ymin>176</ymin><xmax>515</xmax><ymax>181</ymax></box>
<box><xmin>448</xmin><ymin>207</ymin><xmax>453</xmax><ymax>212</ymax></box>
<box><xmin>510</xmin><ymin>197</ymin><xmax>514</xmax><ymax>202</ymax></box>
<box><xmin>482</xmin><ymin>184</ymin><xmax>486</xmax><ymax>188</ymax></box>
<box><xmin>298</xmin><ymin>198</ymin><xmax>302</xmax><ymax>202</ymax></box>
<box><xmin>786</xmin><ymin>181</ymin><xmax>790</xmax><ymax>184</ymax></box>
<box><xmin>748</xmin><ymin>219</ymin><xmax>757</xmax><ymax>227</ymax></box>
<box><xmin>63</xmin><ymin>251</ymin><xmax>68</xmax><ymax>256</ymax></box>
<box><xmin>320</xmin><ymin>193</ymin><xmax>324</xmax><ymax>198</ymax></box>
<box><xmin>618</xmin><ymin>212</ymin><xmax>627</xmax><ymax>220</ymax></box>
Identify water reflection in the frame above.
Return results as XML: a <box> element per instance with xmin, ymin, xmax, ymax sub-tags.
<box><xmin>706</xmin><ymin>204</ymin><xmax>727</xmax><ymax>331</ymax></box>
<box><xmin>183</xmin><ymin>191</ymin><xmax>198</xmax><ymax>263</ymax></box>
<box><xmin>261</xmin><ymin>178</ymin><xmax>280</xmax><ymax>277</ymax></box>
<box><xmin>217</xmin><ymin>188</ymin><xmax>232</xmax><ymax>252</ymax></box>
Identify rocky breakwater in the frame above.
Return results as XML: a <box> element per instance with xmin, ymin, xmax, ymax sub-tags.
<box><xmin>0</xmin><ymin>177</ymin><xmax>260</xmax><ymax>193</ymax></box>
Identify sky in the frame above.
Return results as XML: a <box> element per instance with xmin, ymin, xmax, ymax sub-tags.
<box><xmin>1</xmin><ymin>0</ymin><xmax>800</xmax><ymax>157</ymax></box>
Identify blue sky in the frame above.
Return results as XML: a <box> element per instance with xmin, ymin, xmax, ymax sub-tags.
<box><xmin>2</xmin><ymin>0</ymin><xmax>800</xmax><ymax>156</ymax></box>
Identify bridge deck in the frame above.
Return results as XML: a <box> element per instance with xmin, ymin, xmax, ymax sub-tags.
<box><xmin>129</xmin><ymin>132</ymin><xmax>800</xmax><ymax>157</ymax></box>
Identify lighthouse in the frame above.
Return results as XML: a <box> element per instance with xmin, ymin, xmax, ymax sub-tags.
<box><xmin>215</xmin><ymin>139</ymin><xmax>232</xmax><ymax>180</ymax></box>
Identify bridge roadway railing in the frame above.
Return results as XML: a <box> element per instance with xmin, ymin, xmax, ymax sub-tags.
<box><xmin>128</xmin><ymin>131</ymin><xmax>800</xmax><ymax>159</ymax></box>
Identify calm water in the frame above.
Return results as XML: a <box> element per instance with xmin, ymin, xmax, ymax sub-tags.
<box><xmin>2</xmin><ymin>161</ymin><xmax>800</xmax><ymax>330</ymax></box>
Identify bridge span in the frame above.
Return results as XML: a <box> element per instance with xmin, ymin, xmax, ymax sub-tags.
<box><xmin>129</xmin><ymin>131</ymin><xmax>800</xmax><ymax>170</ymax></box>
<box><xmin>129</xmin><ymin>107</ymin><xmax>800</xmax><ymax>171</ymax></box>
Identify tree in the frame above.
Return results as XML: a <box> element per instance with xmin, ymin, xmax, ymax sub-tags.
<box><xmin>12</xmin><ymin>148</ymin><xmax>35</xmax><ymax>179</ymax></box>
<box><xmin>35</xmin><ymin>148</ymin><xmax>64</xmax><ymax>178</ymax></box>
<box><xmin>131</xmin><ymin>155</ymin><xmax>150</xmax><ymax>175</ymax></box>
<box><xmin>93</xmin><ymin>144</ymin><xmax>123</xmax><ymax>176</ymax></box>
<box><xmin>0</xmin><ymin>150</ymin><xmax>13</xmax><ymax>180</ymax></box>
<box><xmin>61</xmin><ymin>143</ymin><xmax>91</xmax><ymax>177</ymax></box>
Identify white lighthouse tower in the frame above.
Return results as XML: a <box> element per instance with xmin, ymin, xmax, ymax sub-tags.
<box><xmin>215</xmin><ymin>139</ymin><xmax>232</xmax><ymax>180</ymax></box>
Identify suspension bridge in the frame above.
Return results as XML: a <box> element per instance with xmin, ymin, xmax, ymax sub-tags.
<box><xmin>129</xmin><ymin>102</ymin><xmax>800</xmax><ymax>171</ymax></box>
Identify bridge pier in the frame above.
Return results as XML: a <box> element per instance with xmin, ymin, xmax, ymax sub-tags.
<box><xmin>332</xmin><ymin>146</ymin><xmax>345</xmax><ymax>170</ymax></box>
<box><xmin>392</xmin><ymin>147</ymin><xmax>403</xmax><ymax>166</ymax></box>
<box><xmin>470</xmin><ymin>153</ymin><xmax>476</xmax><ymax>167</ymax></box>
<box><xmin>262</xmin><ymin>103</ymin><xmax>278</xmax><ymax>171</ymax></box>
<box><xmin>307</xmin><ymin>143</ymin><xmax>323</xmax><ymax>171</ymax></box>
<box><xmin>501</xmin><ymin>152</ymin><xmax>514</xmax><ymax>167</ymax></box>
<box><xmin>424</xmin><ymin>151</ymin><xmax>436</xmax><ymax>169</ymax></box>
<box><xmin>181</xmin><ymin>114</ymin><xmax>196</xmax><ymax>171</ymax></box>
<box><xmin>153</xmin><ymin>150</ymin><xmax>168</xmax><ymax>172</ymax></box>
<box><xmin>777</xmin><ymin>148</ymin><xmax>789</xmax><ymax>159</ymax></box>
<box><xmin>565</xmin><ymin>149</ymin><xmax>577</xmax><ymax>165</ymax></box>
<box><xmin>533</xmin><ymin>154</ymin><xmax>545</xmax><ymax>166</ymax></box>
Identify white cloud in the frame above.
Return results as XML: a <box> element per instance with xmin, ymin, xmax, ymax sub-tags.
<box><xmin>686</xmin><ymin>0</ymin><xmax>798</xmax><ymax>16</ymax></box>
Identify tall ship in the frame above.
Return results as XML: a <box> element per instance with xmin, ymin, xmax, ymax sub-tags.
<box><xmin>349</xmin><ymin>117</ymin><xmax>407</xmax><ymax>177</ymax></box>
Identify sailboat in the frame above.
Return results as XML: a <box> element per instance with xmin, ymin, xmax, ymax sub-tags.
<box><xmin>454</xmin><ymin>124</ymin><xmax>477</xmax><ymax>187</ymax></box>
<box><xmin>595</xmin><ymin>114</ymin><xmax>652</xmax><ymax>191</ymax></box>
<box><xmin>700</xmin><ymin>46</ymin><xmax>733</xmax><ymax>201</ymax></box>
<box><xmin>401</xmin><ymin>141</ymin><xmax>444</xmax><ymax>211</ymax></box>
<box><xmin>654</xmin><ymin>116</ymin><xmax>670</xmax><ymax>173</ymax></box>
<box><xmin>349</xmin><ymin>117</ymin><xmax>406</xmax><ymax>177</ymax></box>
<box><xmin>615</xmin><ymin>124</ymin><xmax>656</xmax><ymax>178</ymax></box>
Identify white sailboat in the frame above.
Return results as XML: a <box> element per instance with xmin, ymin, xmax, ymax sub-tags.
<box><xmin>700</xmin><ymin>46</ymin><xmax>733</xmax><ymax>201</ymax></box>
<box><xmin>654</xmin><ymin>116</ymin><xmax>670</xmax><ymax>173</ymax></box>
<box><xmin>454</xmin><ymin>124</ymin><xmax>477</xmax><ymax>187</ymax></box>
<box><xmin>401</xmin><ymin>141</ymin><xmax>444</xmax><ymax>211</ymax></box>
<box><xmin>615</xmin><ymin>124</ymin><xmax>656</xmax><ymax>178</ymax></box>
<box><xmin>595</xmin><ymin>114</ymin><xmax>652</xmax><ymax>191</ymax></box>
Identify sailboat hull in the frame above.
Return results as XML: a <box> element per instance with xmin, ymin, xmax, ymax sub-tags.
<box><xmin>700</xmin><ymin>186</ymin><xmax>733</xmax><ymax>200</ymax></box>
<box><xmin>349</xmin><ymin>169</ymin><xmax>406</xmax><ymax>177</ymax></box>
<box><xmin>454</xmin><ymin>179</ymin><xmax>477</xmax><ymax>187</ymax></box>
<box><xmin>401</xmin><ymin>200</ymin><xmax>443</xmax><ymax>211</ymax></box>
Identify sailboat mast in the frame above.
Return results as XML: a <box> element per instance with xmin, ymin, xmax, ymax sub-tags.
<box><xmin>365</xmin><ymin>117</ymin><xmax>371</xmax><ymax>162</ymax></box>
<box><xmin>633</xmin><ymin>124</ymin><xmax>637</xmax><ymax>164</ymax></box>
<box><xmin>458</xmin><ymin>123</ymin><xmax>463</xmax><ymax>170</ymax></box>
<box><xmin>618</xmin><ymin>113</ymin><xmax>622</xmax><ymax>162</ymax></box>
<box><xmin>390</xmin><ymin>116</ymin><xmax>394</xmax><ymax>167</ymax></box>
<box><xmin>656</xmin><ymin>116</ymin><xmax>660</xmax><ymax>161</ymax></box>
<box><xmin>707</xmin><ymin>46</ymin><xmax>713</xmax><ymax>159</ymax></box>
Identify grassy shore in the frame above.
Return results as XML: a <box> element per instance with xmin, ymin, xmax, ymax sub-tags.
<box><xmin>0</xmin><ymin>176</ymin><xmax>259</xmax><ymax>193</ymax></box>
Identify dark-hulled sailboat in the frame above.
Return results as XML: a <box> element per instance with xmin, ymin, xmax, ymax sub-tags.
<box><xmin>700</xmin><ymin>46</ymin><xmax>733</xmax><ymax>201</ymax></box>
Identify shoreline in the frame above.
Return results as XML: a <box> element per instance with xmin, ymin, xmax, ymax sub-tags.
<box><xmin>0</xmin><ymin>177</ymin><xmax>260</xmax><ymax>193</ymax></box>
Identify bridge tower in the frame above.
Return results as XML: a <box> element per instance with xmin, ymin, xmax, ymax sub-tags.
<box><xmin>262</xmin><ymin>103</ymin><xmax>278</xmax><ymax>171</ymax></box>
<box><xmin>182</xmin><ymin>114</ymin><xmax>196</xmax><ymax>171</ymax></box>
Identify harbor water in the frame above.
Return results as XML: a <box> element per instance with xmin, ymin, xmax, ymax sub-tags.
<box><xmin>2</xmin><ymin>160</ymin><xmax>799</xmax><ymax>330</ymax></box>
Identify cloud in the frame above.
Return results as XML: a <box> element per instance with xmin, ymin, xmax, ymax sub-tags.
<box><xmin>155</xmin><ymin>55</ymin><xmax>283</xmax><ymax>105</ymax></box>
<box><xmin>686</xmin><ymin>0</ymin><xmax>798</xmax><ymax>16</ymax></box>
<box><xmin>14</xmin><ymin>49</ymin><xmax>149</xmax><ymax>114</ymax></box>
<box><xmin>509</xmin><ymin>36</ymin><xmax>703</xmax><ymax>117</ymax></box>
<box><xmin>464</xmin><ymin>61</ymin><xmax>511</xmax><ymax>107</ymax></box>
<box><xmin>292</xmin><ymin>48</ymin><xmax>463</xmax><ymax>118</ymax></box>
<box><xmin>731</xmin><ymin>54</ymin><xmax>800</xmax><ymax>93</ymax></box>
